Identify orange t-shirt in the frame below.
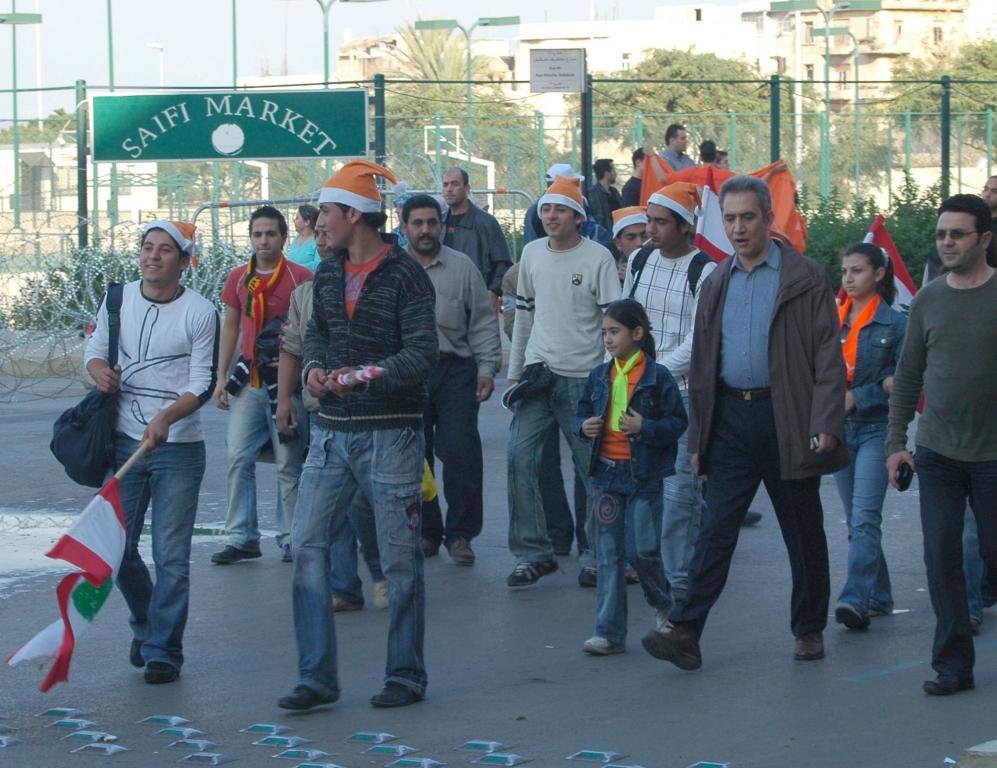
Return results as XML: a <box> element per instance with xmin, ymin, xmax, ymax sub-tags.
<box><xmin>600</xmin><ymin>355</ymin><xmax>647</xmax><ymax>461</ymax></box>
<box><xmin>343</xmin><ymin>247</ymin><xmax>388</xmax><ymax>320</ymax></box>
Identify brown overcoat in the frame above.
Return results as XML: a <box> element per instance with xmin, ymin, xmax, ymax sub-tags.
<box><xmin>687</xmin><ymin>240</ymin><xmax>849</xmax><ymax>480</ymax></box>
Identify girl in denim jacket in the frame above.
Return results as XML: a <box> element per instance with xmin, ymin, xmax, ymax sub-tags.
<box><xmin>833</xmin><ymin>242</ymin><xmax>907</xmax><ymax>630</ymax></box>
<box><xmin>575</xmin><ymin>299</ymin><xmax>687</xmax><ymax>655</ymax></box>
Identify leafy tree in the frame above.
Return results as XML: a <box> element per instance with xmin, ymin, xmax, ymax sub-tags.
<box><xmin>0</xmin><ymin>108</ymin><xmax>75</xmax><ymax>145</ymax></box>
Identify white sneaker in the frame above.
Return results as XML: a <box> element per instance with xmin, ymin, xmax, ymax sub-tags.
<box><xmin>582</xmin><ymin>636</ymin><xmax>625</xmax><ymax>655</ymax></box>
<box><xmin>373</xmin><ymin>580</ymin><xmax>389</xmax><ymax>610</ymax></box>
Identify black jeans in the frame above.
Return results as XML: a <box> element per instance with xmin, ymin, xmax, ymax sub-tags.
<box><xmin>422</xmin><ymin>355</ymin><xmax>484</xmax><ymax>546</ymax></box>
<box><xmin>671</xmin><ymin>393</ymin><xmax>830</xmax><ymax>640</ymax></box>
<box><xmin>915</xmin><ymin>445</ymin><xmax>997</xmax><ymax>680</ymax></box>
<box><xmin>540</xmin><ymin>424</ymin><xmax>589</xmax><ymax>554</ymax></box>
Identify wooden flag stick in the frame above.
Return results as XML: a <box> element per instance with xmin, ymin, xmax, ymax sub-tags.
<box><xmin>113</xmin><ymin>440</ymin><xmax>150</xmax><ymax>481</ymax></box>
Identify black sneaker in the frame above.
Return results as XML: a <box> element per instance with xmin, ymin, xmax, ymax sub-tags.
<box><xmin>144</xmin><ymin>661</ymin><xmax>180</xmax><ymax>684</ymax></box>
<box><xmin>281</xmin><ymin>544</ymin><xmax>293</xmax><ymax>563</ymax></box>
<box><xmin>835</xmin><ymin>602</ymin><xmax>870</xmax><ymax>630</ymax></box>
<box><xmin>507</xmin><ymin>560</ymin><xmax>559</xmax><ymax>587</ymax></box>
<box><xmin>577</xmin><ymin>566</ymin><xmax>597</xmax><ymax>588</ymax></box>
<box><xmin>278</xmin><ymin>684</ymin><xmax>339</xmax><ymax>710</ymax></box>
<box><xmin>211</xmin><ymin>545</ymin><xmax>262</xmax><ymax>565</ymax></box>
<box><xmin>370</xmin><ymin>682</ymin><xmax>424</xmax><ymax>708</ymax></box>
<box><xmin>129</xmin><ymin>639</ymin><xmax>144</xmax><ymax>668</ymax></box>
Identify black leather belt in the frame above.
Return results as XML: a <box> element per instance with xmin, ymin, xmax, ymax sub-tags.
<box><xmin>721</xmin><ymin>383</ymin><xmax>771</xmax><ymax>401</ymax></box>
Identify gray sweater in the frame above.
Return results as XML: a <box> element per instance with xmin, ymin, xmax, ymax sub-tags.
<box><xmin>887</xmin><ymin>271</ymin><xmax>997</xmax><ymax>461</ymax></box>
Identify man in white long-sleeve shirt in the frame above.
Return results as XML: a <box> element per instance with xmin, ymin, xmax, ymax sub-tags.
<box><xmin>506</xmin><ymin>175</ymin><xmax>621</xmax><ymax>588</ymax></box>
<box><xmin>85</xmin><ymin>220</ymin><xmax>219</xmax><ymax>685</ymax></box>
<box><xmin>623</xmin><ymin>183</ymin><xmax>716</xmax><ymax>601</ymax></box>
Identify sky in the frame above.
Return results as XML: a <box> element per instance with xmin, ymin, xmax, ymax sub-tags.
<box><xmin>0</xmin><ymin>0</ymin><xmax>721</xmax><ymax>123</ymax></box>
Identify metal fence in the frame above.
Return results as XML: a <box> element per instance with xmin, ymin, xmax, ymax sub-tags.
<box><xmin>0</xmin><ymin>75</ymin><xmax>994</xmax><ymax>255</ymax></box>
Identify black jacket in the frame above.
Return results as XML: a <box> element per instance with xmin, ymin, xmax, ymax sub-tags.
<box><xmin>303</xmin><ymin>235</ymin><xmax>438</xmax><ymax>431</ymax></box>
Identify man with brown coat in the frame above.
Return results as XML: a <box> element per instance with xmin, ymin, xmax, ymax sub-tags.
<box><xmin>642</xmin><ymin>175</ymin><xmax>848</xmax><ymax>670</ymax></box>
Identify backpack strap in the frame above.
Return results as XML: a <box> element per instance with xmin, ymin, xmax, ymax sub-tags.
<box><xmin>105</xmin><ymin>283</ymin><xmax>124</xmax><ymax>369</ymax></box>
<box><xmin>686</xmin><ymin>251</ymin><xmax>712</xmax><ymax>298</ymax></box>
<box><xmin>626</xmin><ymin>244</ymin><xmax>655</xmax><ymax>299</ymax></box>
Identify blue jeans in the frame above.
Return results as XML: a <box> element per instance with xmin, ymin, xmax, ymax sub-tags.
<box><xmin>114</xmin><ymin>434</ymin><xmax>205</xmax><ymax>670</ymax></box>
<box><xmin>329</xmin><ymin>490</ymin><xmax>385</xmax><ymax>606</ymax></box>
<box><xmin>833</xmin><ymin>420</ymin><xmax>893</xmax><ymax>614</ymax></box>
<box><xmin>592</xmin><ymin>459</ymin><xmax>673</xmax><ymax>644</ymax></box>
<box><xmin>915</xmin><ymin>446</ymin><xmax>997</xmax><ymax>680</ymax></box>
<box><xmin>291</xmin><ymin>425</ymin><xmax>426</xmax><ymax>698</ymax></box>
<box><xmin>661</xmin><ymin>389</ymin><xmax>704</xmax><ymax>600</ymax></box>
<box><xmin>964</xmin><ymin>507</ymin><xmax>984</xmax><ymax>624</ymax></box>
<box><xmin>508</xmin><ymin>374</ymin><xmax>594</xmax><ymax>566</ymax></box>
<box><xmin>223</xmin><ymin>385</ymin><xmax>305</xmax><ymax>549</ymax></box>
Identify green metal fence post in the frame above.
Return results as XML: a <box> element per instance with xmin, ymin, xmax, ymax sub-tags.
<box><xmin>636</xmin><ymin>111</ymin><xmax>644</xmax><ymax>148</ymax></box>
<box><xmin>940</xmin><ymin>75</ymin><xmax>951</xmax><ymax>199</ymax></box>
<box><xmin>75</xmin><ymin>79</ymin><xmax>89</xmax><ymax>249</ymax></box>
<box><xmin>581</xmin><ymin>73</ymin><xmax>593</xmax><ymax>187</ymax></box>
<box><xmin>769</xmin><ymin>74</ymin><xmax>781</xmax><ymax>163</ymax></box>
<box><xmin>886</xmin><ymin>116</ymin><xmax>893</xmax><ymax>208</ymax></box>
<box><xmin>956</xmin><ymin>114</ymin><xmax>964</xmax><ymax>193</ymax></box>
<box><xmin>11</xmin><ymin>0</ymin><xmax>21</xmax><ymax>228</ymax></box>
<box><xmin>904</xmin><ymin>110</ymin><xmax>912</xmax><ymax>176</ymax></box>
<box><xmin>211</xmin><ymin>163</ymin><xmax>221</xmax><ymax>245</ymax></box>
<box><xmin>374</xmin><ymin>74</ymin><xmax>386</xmax><ymax>165</ymax></box>
<box><xmin>536</xmin><ymin>111</ymin><xmax>545</xmax><ymax>193</ymax></box>
<box><xmin>728</xmin><ymin>112</ymin><xmax>737</xmax><ymax>170</ymax></box>
<box><xmin>819</xmin><ymin>109</ymin><xmax>829</xmax><ymax>198</ymax></box>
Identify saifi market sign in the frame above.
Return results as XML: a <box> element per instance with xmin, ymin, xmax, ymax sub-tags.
<box><xmin>90</xmin><ymin>89</ymin><xmax>368</xmax><ymax>162</ymax></box>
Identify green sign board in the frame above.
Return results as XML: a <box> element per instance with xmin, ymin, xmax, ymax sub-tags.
<box><xmin>91</xmin><ymin>89</ymin><xmax>368</xmax><ymax>162</ymax></box>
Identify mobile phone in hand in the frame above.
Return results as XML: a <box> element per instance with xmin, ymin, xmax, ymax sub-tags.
<box><xmin>895</xmin><ymin>462</ymin><xmax>914</xmax><ymax>491</ymax></box>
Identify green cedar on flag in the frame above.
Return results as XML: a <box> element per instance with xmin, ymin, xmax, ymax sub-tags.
<box><xmin>7</xmin><ymin>478</ymin><xmax>126</xmax><ymax>692</ymax></box>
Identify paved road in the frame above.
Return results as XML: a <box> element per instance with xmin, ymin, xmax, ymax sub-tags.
<box><xmin>0</xmin><ymin>378</ymin><xmax>994</xmax><ymax>768</ymax></box>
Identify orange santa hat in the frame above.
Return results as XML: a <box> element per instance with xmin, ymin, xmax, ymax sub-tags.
<box><xmin>318</xmin><ymin>159</ymin><xmax>398</xmax><ymax>213</ymax></box>
<box><xmin>538</xmin><ymin>175</ymin><xmax>586</xmax><ymax>217</ymax></box>
<box><xmin>647</xmin><ymin>182</ymin><xmax>701</xmax><ymax>225</ymax></box>
<box><xmin>611</xmin><ymin>206</ymin><xmax>648</xmax><ymax>238</ymax></box>
<box><xmin>142</xmin><ymin>219</ymin><xmax>196</xmax><ymax>255</ymax></box>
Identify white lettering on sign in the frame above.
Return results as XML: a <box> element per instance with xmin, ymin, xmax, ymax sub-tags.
<box><xmin>118</xmin><ymin>95</ymin><xmax>341</xmax><ymax>159</ymax></box>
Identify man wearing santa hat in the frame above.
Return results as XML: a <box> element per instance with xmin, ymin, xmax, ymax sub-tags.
<box><xmin>279</xmin><ymin>160</ymin><xmax>438</xmax><ymax>711</ymax></box>
<box><xmin>85</xmin><ymin>220</ymin><xmax>219</xmax><ymax>684</ymax></box>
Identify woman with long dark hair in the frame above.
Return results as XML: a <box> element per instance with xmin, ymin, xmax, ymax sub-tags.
<box><xmin>833</xmin><ymin>242</ymin><xmax>907</xmax><ymax>630</ymax></box>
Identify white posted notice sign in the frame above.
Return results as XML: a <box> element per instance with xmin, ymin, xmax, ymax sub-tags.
<box><xmin>529</xmin><ymin>49</ymin><xmax>586</xmax><ymax>93</ymax></box>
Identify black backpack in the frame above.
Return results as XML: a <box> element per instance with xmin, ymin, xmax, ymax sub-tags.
<box><xmin>627</xmin><ymin>245</ymin><xmax>712</xmax><ymax>300</ymax></box>
<box><xmin>50</xmin><ymin>284</ymin><xmax>123</xmax><ymax>487</ymax></box>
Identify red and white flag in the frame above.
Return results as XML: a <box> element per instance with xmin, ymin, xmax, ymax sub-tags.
<box><xmin>7</xmin><ymin>479</ymin><xmax>126</xmax><ymax>692</ymax></box>
<box><xmin>863</xmin><ymin>214</ymin><xmax>917</xmax><ymax>314</ymax></box>
<box><xmin>693</xmin><ymin>166</ymin><xmax>733</xmax><ymax>262</ymax></box>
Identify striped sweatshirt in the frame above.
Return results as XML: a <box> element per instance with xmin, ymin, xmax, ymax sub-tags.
<box><xmin>509</xmin><ymin>236</ymin><xmax>621</xmax><ymax>380</ymax></box>
<box><xmin>302</xmin><ymin>237</ymin><xmax>438</xmax><ymax>432</ymax></box>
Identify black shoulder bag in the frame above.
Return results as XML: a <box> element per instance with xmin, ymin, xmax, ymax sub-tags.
<box><xmin>50</xmin><ymin>283</ymin><xmax>124</xmax><ymax>487</ymax></box>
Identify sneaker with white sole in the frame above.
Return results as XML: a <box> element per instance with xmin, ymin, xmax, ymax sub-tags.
<box><xmin>583</xmin><ymin>636</ymin><xmax>625</xmax><ymax>655</ymax></box>
<box><xmin>373</xmin><ymin>580</ymin><xmax>389</xmax><ymax>609</ymax></box>
<box><xmin>506</xmin><ymin>560</ymin><xmax>559</xmax><ymax>587</ymax></box>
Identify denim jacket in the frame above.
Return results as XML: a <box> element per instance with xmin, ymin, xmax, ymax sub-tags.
<box><xmin>843</xmin><ymin>299</ymin><xmax>907</xmax><ymax>423</ymax></box>
<box><xmin>575</xmin><ymin>358</ymin><xmax>688</xmax><ymax>484</ymax></box>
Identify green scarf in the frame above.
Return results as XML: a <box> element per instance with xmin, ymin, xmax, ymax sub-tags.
<box><xmin>609</xmin><ymin>350</ymin><xmax>643</xmax><ymax>431</ymax></box>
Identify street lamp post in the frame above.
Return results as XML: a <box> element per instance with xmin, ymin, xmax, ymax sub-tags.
<box><xmin>316</xmin><ymin>0</ymin><xmax>390</xmax><ymax>88</ymax></box>
<box><xmin>769</xmin><ymin>0</ymin><xmax>879</xmax><ymax>199</ymax></box>
<box><xmin>414</xmin><ymin>16</ymin><xmax>519</xmax><ymax>159</ymax></box>
<box><xmin>1</xmin><ymin>6</ymin><xmax>43</xmax><ymax>229</ymax></box>
<box><xmin>147</xmin><ymin>43</ymin><xmax>165</xmax><ymax>87</ymax></box>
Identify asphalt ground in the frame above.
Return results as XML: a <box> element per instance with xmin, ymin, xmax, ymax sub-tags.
<box><xmin>0</xmin><ymin>376</ymin><xmax>994</xmax><ymax>768</ymax></box>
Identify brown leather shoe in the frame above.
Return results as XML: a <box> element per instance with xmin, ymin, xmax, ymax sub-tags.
<box><xmin>446</xmin><ymin>537</ymin><xmax>475</xmax><ymax>566</ymax></box>
<box><xmin>641</xmin><ymin>622</ymin><xmax>702</xmax><ymax>670</ymax></box>
<box><xmin>794</xmin><ymin>631</ymin><xmax>825</xmax><ymax>661</ymax></box>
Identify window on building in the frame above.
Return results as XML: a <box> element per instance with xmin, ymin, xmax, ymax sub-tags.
<box><xmin>806</xmin><ymin>64</ymin><xmax>815</xmax><ymax>81</ymax></box>
<box><xmin>805</xmin><ymin>21</ymin><xmax>814</xmax><ymax>43</ymax></box>
<box><xmin>622</xmin><ymin>52</ymin><xmax>631</xmax><ymax>71</ymax></box>
<box><xmin>838</xmin><ymin>70</ymin><xmax>848</xmax><ymax>87</ymax></box>
<box><xmin>895</xmin><ymin>22</ymin><xmax>903</xmax><ymax>41</ymax></box>
<box><xmin>695</xmin><ymin>8</ymin><xmax>702</xmax><ymax>21</ymax></box>
<box><xmin>933</xmin><ymin>26</ymin><xmax>943</xmax><ymax>44</ymax></box>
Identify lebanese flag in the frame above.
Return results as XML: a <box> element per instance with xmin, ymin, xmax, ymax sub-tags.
<box><xmin>864</xmin><ymin>215</ymin><xmax>917</xmax><ymax>314</ymax></box>
<box><xmin>693</xmin><ymin>166</ymin><xmax>733</xmax><ymax>262</ymax></box>
<box><xmin>7</xmin><ymin>479</ymin><xmax>126</xmax><ymax>692</ymax></box>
